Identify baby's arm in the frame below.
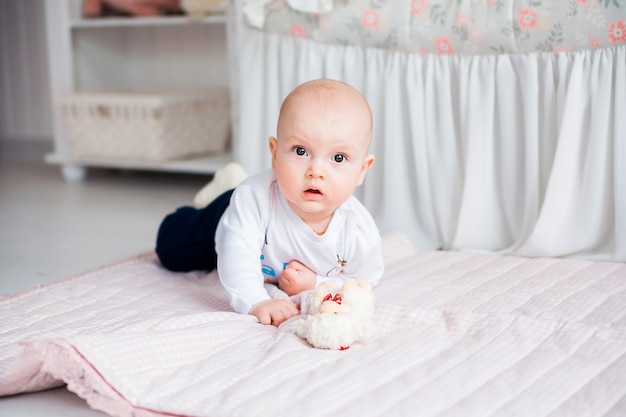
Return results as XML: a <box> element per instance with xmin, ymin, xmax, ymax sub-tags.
<box><xmin>278</xmin><ymin>235</ymin><xmax>384</xmax><ymax>296</ymax></box>
<box><xmin>310</xmin><ymin>235</ymin><xmax>384</xmax><ymax>290</ymax></box>
<box><xmin>249</xmin><ymin>299</ymin><xmax>300</xmax><ymax>326</ymax></box>
<box><xmin>278</xmin><ymin>260</ymin><xmax>317</xmax><ymax>296</ymax></box>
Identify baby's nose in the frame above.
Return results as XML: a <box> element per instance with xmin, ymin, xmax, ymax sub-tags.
<box><xmin>306</xmin><ymin>160</ymin><xmax>325</xmax><ymax>179</ymax></box>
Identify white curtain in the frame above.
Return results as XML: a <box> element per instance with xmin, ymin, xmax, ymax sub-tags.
<box><xmin>231</xmin><ymin>24</ymin><xmax>626</xmax><ymax>261</ymax></box>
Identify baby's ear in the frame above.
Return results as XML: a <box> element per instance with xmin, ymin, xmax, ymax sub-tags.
<box><xmin>357</xmin><ymin>154</ymin><xmax>375</xmax><ymax>185</ymax></box>
<box><xmin>268</xmin><ymin>137</ymin><xmax>278</xmax><ymax>168</ymax></box>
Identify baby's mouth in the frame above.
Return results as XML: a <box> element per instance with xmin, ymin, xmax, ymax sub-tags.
<box><xmin>304</xmin><ymin>188</ymin><xmax>323</xmax><ymax>198</ymax></box>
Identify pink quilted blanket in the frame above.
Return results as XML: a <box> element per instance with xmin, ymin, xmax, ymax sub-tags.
<box><xmin>1</xmin><ymin>233</ymin><xmax>626</xmax><ymax>416</ymax></box>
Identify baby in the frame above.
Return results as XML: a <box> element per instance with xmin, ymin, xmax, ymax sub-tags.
<box><xmin>156</xmin><ymin>79</ymin><xmax>384</xmax><ymax>326</ymax></box>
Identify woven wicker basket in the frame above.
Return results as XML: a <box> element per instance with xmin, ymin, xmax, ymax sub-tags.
<box><xmin>55</xmin><ymin>89</ymin><xmax>230</xmax><ymax>162</ymax></box>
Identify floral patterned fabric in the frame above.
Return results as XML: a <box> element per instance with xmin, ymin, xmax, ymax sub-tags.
<box><xmin>243</xmin><ymin>0</ymin><xmax>626</xmax><ymax>55</ymax></box>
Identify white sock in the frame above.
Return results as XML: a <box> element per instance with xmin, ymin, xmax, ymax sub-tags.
<box><xmin>193</xmin><ymin>162</ymin><xmax>248</xmax><ymax>208</ymax></box>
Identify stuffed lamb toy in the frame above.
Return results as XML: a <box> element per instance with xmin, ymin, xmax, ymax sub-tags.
<box><xmin>291</xmin><ymin>279</ymin><xmax>375</xmax><ymax>350</ymax></box>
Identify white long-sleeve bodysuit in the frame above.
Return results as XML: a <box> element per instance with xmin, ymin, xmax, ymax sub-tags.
<box><xmin>215</xmin><ymin>170</ymin><xmax>384</xmax><ymax>314</ymax></box>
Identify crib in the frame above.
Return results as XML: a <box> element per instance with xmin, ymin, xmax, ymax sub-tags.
<box><xmin>228</xmin><ymin>0</ymin><xmax>626</xmax><ymax>262</ymax></box>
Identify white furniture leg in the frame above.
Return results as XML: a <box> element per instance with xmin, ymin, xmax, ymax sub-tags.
<box><xmin>62</xmin><ymin>165</ymin><xmax>87</xmax><ymax>182</ymax></box>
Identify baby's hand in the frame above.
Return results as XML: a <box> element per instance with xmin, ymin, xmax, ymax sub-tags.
<box><xmin>249</xmin><ymin>299</ymin><xmax>299</xmax><ymax>326</ymax></box>
<box><xmin>279</xmin><ymin>260</ymin><xmax>317</xmax><ymax>296</ymax></box>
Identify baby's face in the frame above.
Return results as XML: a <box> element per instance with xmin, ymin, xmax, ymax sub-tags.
<box><xmin>269</xmin><ymin>87</ymin><xmax>374</xmax><ymax>225</ymax></box>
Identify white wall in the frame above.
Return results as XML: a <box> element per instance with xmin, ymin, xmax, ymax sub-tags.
<box><xmin>0</xmin><ymin>0</ymin><xmax>53</xmax><ymax>142</ymax></box>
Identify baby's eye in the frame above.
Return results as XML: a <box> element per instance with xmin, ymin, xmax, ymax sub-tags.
<box><xmin>293</xmin><ymin>147</ymin><xmax>308</xmax><ymax>157</ymax></box>
<box><xmin>333</xmin><ymin>154</ymin><xmax>346</xmax><ymax>163</ymax></box>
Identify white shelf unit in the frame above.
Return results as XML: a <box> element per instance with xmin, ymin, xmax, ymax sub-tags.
<box><xmin>44</xmin><ymin>0</ymin><xmax>232</xmax><ymax>181</ymax></box>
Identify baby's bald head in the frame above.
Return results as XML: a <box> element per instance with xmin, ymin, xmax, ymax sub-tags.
<box><xmin>277</xmin><ymin>79</ymin><xmax>373</xmax><ymax>150</ymax></box>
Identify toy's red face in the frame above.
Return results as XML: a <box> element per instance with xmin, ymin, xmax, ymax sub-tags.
<box><xmin>319</xmin><ymin>292</ymin><xmax>346</xmax><ymax>314</ymax></box>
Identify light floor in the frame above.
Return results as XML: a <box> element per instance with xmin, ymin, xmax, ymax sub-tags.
<box><xmin>0</xmin><ymin>149</ymin><xmax>210</xmax><ymax>415</ymax></box>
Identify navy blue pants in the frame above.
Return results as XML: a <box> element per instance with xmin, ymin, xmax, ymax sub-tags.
<box><xmin>155</xmin><ymin>189</ymin><xmax>234</xmax><ymax>272</ymax></box>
